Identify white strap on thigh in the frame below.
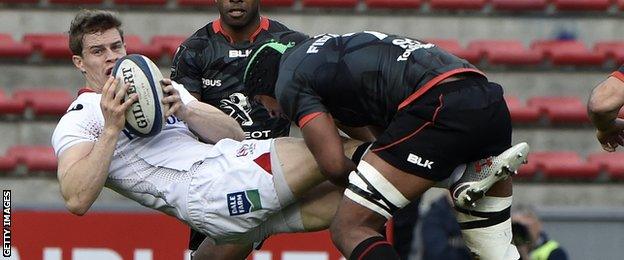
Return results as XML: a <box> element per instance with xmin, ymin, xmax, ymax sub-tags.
<box><xmin>344</xmin><ymin>160</ymin><xmax>410</xmax><ymax>219</ymax></box>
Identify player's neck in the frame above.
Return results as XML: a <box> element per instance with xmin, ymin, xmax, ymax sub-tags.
<box><xmin>221</xmin><ymin>16</ymin><xmax>261</xmax><ymax>43</ymax></box>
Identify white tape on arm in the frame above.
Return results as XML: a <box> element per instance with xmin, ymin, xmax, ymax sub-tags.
<box><xmin>172</xmin><ymin>81</ymin><xmax>197</xmax><ymax>105</ymax></box>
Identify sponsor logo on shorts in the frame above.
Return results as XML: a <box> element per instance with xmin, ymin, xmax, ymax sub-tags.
<box><xmin>407</xmin><ymin>153</ymin><xmax>434</xmax><ymax>169</ymax></box>
<box><xmin>227</xmin><ymin>190</ymin><xmax>263</xmax><ymax>216</ymax></box>
<box><xmin>236</xmin><ymin>143</ymin><xmax>256</xmax><ymax>157</ymax></box>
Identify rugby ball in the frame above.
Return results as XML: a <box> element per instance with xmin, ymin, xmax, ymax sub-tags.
<box><xmin>112</xmin><ymin>54</ymin><xmax>167</xmax><ymax>137</ymax></box>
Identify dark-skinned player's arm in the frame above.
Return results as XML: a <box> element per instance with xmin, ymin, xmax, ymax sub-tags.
<box><xmin>300</xmin><ymin>112</ymin><xmax>356</xmax><ymax>187</ymax></box>
<box><xmin>588</xmin><ymin>71</ymin><xmax>624</xmax><ymax>152</ymax></box>
<box><xmin>335</xmin><ymin>122</ymin><xmax>377</xmax><ymax>142</ymax></box>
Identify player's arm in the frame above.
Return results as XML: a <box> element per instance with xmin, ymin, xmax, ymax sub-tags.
<box><xmin>588</xmin><ymin>73</ymin><xmax>624</xmax><ymax>151</ymax></box>
<box><xmin>301</xmin><ymin>113</ymin><xmax>356</xmax><ymax>187</ymax></box>
<box><xmin>161</xmin><ymin>79</ymin><xmax>245</xmax><ymax>143</ymax></box>
<box><xmin>335</xmin><ymin>122</ymin><xmax>377</xmax><ymax>142</ymax></box>
<box><xmin>57</xmin><ymin>77</ymin><xmax>136</xmax><ymax>216</ymax></box>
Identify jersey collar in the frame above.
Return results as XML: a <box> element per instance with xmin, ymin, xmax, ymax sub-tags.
<box><xmin>77</xmin><ymin>87</ymin><xmax>95</xmax><ymax>96</ymax></box>
<box><xmin>212</xmin><ymin>16</ymin><xmax>270</xmax><ymax>44</ymax></box>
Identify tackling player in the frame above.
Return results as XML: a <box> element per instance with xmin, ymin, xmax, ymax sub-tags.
<box><xmin>169</xmin><ymin>0</ymin><xmax>307</xmax><ymax>256</ymax></box>
<box><xmin>244</xmin><ymin>32</ymin><xmax>529</xmax><ymax>260</ymax></box>
<box><xmin>588</xmin><ymin>65</ymin><xmax>624</xmax><ymax>152</ymax></box>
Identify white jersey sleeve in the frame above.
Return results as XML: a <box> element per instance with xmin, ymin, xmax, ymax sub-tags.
<box><xmin>51</xmin><ymin>93</ymin><xmax>104</xmax><ymax>156</ymax></box>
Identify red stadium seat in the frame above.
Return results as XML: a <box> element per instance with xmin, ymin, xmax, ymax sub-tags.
<box><xmin>527</xmin><ymin>96</ymin><xmax>589</xmax><ymax>124</ymax></box>
<box><xmin>531</xmin><ymin>40</ymin><xmax>605</xmax><ymax>66</ymax></box>
<box><xmin>516</xmin><ymin>153</ymin><xmax>538</xmax><ymax>179</ymax></box>
<box><xmin>425</xmin><ymin>39</ymin><xmax>480</xmax><ymax>64</ymax></box>
<box><xmin>8</xmin><ymin>145</ymin><xmax>57</xmax><ymax>172</ymax></box>
<box><xmin>366</xmin><ymin>0</ymin><xmax>421</xmax><ymax>9</ymax></box>
<box><xmin>594</xmin><ymin>41</ymin><xmax>624</xmax><ymax>65</ymax></box>
<box><xmin>531</xmin><ymin>151</ymin><xmax>600</xmax><ymax>180</ymax></box>
<box><xmin>302</xmin><ymin>0</ymin><xmax>357</xmax><ymax>7</ymax></box>
<box><xmin>491</xmin><ymin>0</ymin><xmax>547</xmax><ymax>11</ymax></box>
<box><xmin>151</xmin><ymin>35</ymin><xmax>187</xmax><ymax>57</ymax></box>
<box><xmin>113</xmin><ymin>0</ymin><xmax>166</xmax><ymax>5</ymax></box>
<box><xmin>588</xmin><ymin>152</ymin><xmax>624</xmax><ymax>180</ymax></box>
<box><xmin>619</xmin><ymin>0</ymin><xmax>624</xmax><ymax>10</ymax></box>
<box><xmin>178</xmin><ymin>0</ymin><xmax>214</xmax><ymax>6</ymax></box>
<box><xmin>0</xmin><ymin>155</ymin><xmax>17</xmax><ymax>172</ymax></box>
<box><xmin>429</xmin><ymin>0</ymin><xmax>486</xmax><ymax>10</ymax></box>
<box><xmin>0</xmin><ymin>88</ymin><xmax>26</xmax><ymax>116</ymax></box>
<box><xmin>553</xmin><ymin>0</ymin><xmax>611</xmax><ymax>11</ymax></box>
<box><xmin>23</xmin><ymin>33</ymin><xmax>72</xmax><ymax>60</ymax></box>
<box><xmin>505</xmin><ymin>96</ymin><xmax>540</xmax><ymax>123</ymax></box>
<box><xmin>49</xmin><ymin>0</ymin><xmax>103</xmax><ymax>4</ymax></box>
<box><xmin>0</xmin><ymin>33</ymin><xmax>33</xmax><ymax>59</ymax></box>
<box><xmin>125</xmin><ymin>35</ymin><xmax>162</xmax><ymax>61</ymax></box>
<box><xmin>468</xmin><ymin>40</ymin><xmax>543</xmax><ymax>65</ymax></box>
<box><xmin>13</xmin><ymin>88</ymin><xmax>73</xmax><ymax>116</ymax></box>
<box><xmin>261</xmin><ymin>0</ymin><xmax>294</xmax><ymax>7</ymax></box>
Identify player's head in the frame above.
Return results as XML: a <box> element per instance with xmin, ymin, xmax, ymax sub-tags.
<box><xmin>69</xmin><ymin>9</ymin><xmax>126</xmax><ymax>91</ymax></box>
<box><xmin>244</xmin><ymin>41</ymin><xmax>293</xmax><ymax>98</ymax></box>
<box><xmin>216</xmin><ymin>0</ymin><xmax>260</xmax><ymax>29</ymax></box>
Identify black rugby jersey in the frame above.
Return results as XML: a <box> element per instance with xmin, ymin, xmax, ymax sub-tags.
<box><xmin>275</xmin><ymin>31</ymin><xmax>485</xmax><ymax>128</ymax></box>
<box><xmin>171</xmin><ymin>17</ymin><xmax>308</xmax><ymax>139</ymax></box>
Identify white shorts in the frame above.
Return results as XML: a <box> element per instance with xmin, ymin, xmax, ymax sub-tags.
<box><xmin>186</xmin><ymin>138</ymin><xmax>297</xmax><ymax>244</ymax></box>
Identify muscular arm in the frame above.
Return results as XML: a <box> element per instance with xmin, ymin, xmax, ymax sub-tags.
<box><xmin>301</xmin><ymin>113</ymin><xmax>356</xmax><ymax>186</ymax></box>
<box><xmin>57</xmin><ymin>78</ymin><xmax>136</xmax><ymax>215</ymax></box>
<box><xmin>588</xmin><ymin>76</ymin><xmax>624</xmax><ymax>151</ymax></box>
<box><xmin>335</xmin><ymin>122</ymin><xmax>377</xmax><ymax>142</ymax></box>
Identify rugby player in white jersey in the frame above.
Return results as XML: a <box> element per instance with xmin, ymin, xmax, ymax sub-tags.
<box><xmin>54</xmin><ymin>9</ymin><xmax>361</xmax><ymax>258</ymax></box>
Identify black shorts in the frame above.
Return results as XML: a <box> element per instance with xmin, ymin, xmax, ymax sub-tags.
<box><xmin>189</xmin><ymin>228</ymin><xmax>205</xmax><ymax>251</ymax></box>
<box><xmin>370</xmin><ymin>76</ymin><xmax>512</xmax><ymax>182</ymax></box>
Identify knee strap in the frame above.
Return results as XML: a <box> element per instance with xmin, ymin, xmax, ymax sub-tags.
<box><xmin>344</xmin><ymin>160</ymin><xmax>410</xmax><ymax>219</ymax></box>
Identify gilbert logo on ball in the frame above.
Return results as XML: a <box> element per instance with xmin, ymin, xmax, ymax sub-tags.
<box><xmin>112</xmin><ymin>54</ymin><xmax>167</xmax><ymax>137</ymax></box>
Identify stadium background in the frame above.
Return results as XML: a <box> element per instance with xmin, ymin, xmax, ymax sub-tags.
<box><xmin>1</xmin><ymin>0</ymin><xmax>624</xmax><ymax>259</ymax></box>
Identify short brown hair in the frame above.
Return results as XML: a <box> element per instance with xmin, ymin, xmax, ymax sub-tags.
<box><xmin>68</xmin><ymin>9</ymin><xmax>124</xmax><ymax>56</ymax></box>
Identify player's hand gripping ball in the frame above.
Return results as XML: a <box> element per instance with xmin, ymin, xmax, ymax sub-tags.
<box><xmin>112</xmin><ymin>54</ymin><xmax>168</xmax><ymax>137</ymax></box>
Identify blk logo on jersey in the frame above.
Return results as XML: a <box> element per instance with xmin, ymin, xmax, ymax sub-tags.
<box><xmin>407</xmin><ymin>153</ymin><xmax>434</xmax><ymax>169</ymax></box>
<box><xmin>227</xmin><ymin>190</ymin><xmax>263</xmax><ymax>216</ymax></box>
<box><xmin>220</xmin><ymin>93</ymin><xmax>254</xmax><ymax>126</ymax></box>
<box><xmin>229</xmin><ymin>49</ymin><xmax>251</xmax><ymax>58</ymax></box>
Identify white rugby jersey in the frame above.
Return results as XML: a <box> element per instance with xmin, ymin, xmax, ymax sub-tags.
<box><xmin>51</xmin><ymin>91</ymin><xmax>221</xmax><ymax>223</ymax></box>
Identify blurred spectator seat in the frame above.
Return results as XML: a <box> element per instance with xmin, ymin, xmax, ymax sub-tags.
<box><xmin>0</xmin><ymin>89</ymin><xmax>26</xmax><ymax>116</ymax></box>
<box><xmin>588</xmin><ymin>152</ymin><xmax>624</xmax><ymax>180</ymax></box>
<box><xmin>531</xmin><ymin>151</ymin><xmax>600</xmax><ymax>180</ymax></box>
<box><xmin>527</xmin><ymin>96</ymin><xmax>588</xmax><ymax>124</ymax></box>
<box><xmin>125</xmin><ymin>35</ymin><xmax>162</xmax><ymax>61</ymax></box>
<box><xmin>261</xmin><ymin>0</ymin><xmax>295</xmax><ymax>7</ymax></box>
<box><xmin>0</xmin><ymin>154</ymin><xmax>17</xmax><ymax>172</ymax></box>
<box><xmin>619</xmin><ymin>0</ymin><xmax>624</xmax><ymax>11</ymax></box>
<box><xmin>23</xmin><ymin>33</ymin><xmax>72</xmax><ymax>60</ymax></box>
<box><xmin>553</xmin><ymin>0</ymin><xmax>611</xmax><ymax>11</ymax></box>
<box><xmin>0</xmin><ymin>33</ymin><xmax>33</xmax><ymax>59</ymax></box>
<box><xmin>594</xmin><ymin>41</ymin><xmax>624</xmax><ymax>65</ymax></box>
<box><xmin>113</xmin><ymin>0</ymin><xmax>167</xmax><ymax>5</ymax></box>
<box><xmin>516</xmin><ymin>153</ymin><xmax>538</xmax><ymax>179</ymax></box>
<box><xmin>0</xmin><ymin>0</ymin><xmax>38</xmax><ymax>3</ymax></box>
<box><xmin>505</xmin><ymin>96</ymin><xmax>540</xmax><ymax>123</ymax></box>
<box><xmin>429</xmin><ymin>0</ymin><xmax>486</xmax><ymax>10</ymax></box>
<box><xmin>49</xmin><ymin>0</ymin><xmax>103</xmax><ymax>4</ymax></box>
<box><xmin>531</xmin><ymin>40</ymin><xmax>605</xmax><ymax>66</ymax></box>
<box><xmin>425</xmin><ymin>38</ymin><xmax>480</xmax><ymax>64</ymax></box>
<box><xmin>151</xmin><ymin>35</ymin><xmax>187</xmax><ymax>57</ymax></box>
<box><xmin>365</xmin><ymin>0</ymin><xmax>421</xmax><ymax>9</ymax></box>
<box><xmin>302</xmin><ymin>0</ymin><xmax>357</xmax><ymax>7</ymax></box>
<box><xmin>13</xmin><ymin>88</ymin><xmax>72</xmax><ymax>116</ymax></box>
<box><xmin>8</xmin><ymin>145</ymin><xmax>57</xmax><ymax>172</ymax></box>
<box><xmin>468</xmin><ymin>39</ymin><xmax>542</xmax><ymax>65</ymax></box>
<box><xmin>491</xmin><ymin>0</ymin><xmax>547</xmax><ymax>11</ymax></box>
<box><xmin>177</xmin><ymin>0</ymin><xmax>214</xmax><ymax>6</ymax></box>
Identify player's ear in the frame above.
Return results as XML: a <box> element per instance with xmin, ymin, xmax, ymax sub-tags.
<box><xmin>72</xmin><ymin>55</ymin><xmax>86</xmax><ymax>74</ymax></box>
